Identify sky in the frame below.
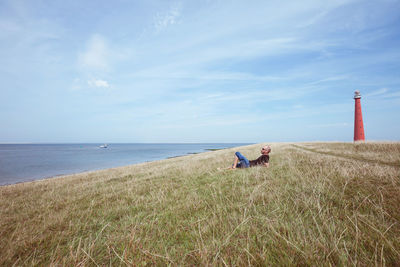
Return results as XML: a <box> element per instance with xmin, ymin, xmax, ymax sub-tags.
<box><xmin>1</xmin><ymin>0</ymin><xmax>400</xmax><ymax>143</ymax></box>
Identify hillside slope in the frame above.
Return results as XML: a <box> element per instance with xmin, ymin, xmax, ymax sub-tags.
<box><xmin>1</xmin><ymin>142</ymin><xmax>399</xmax><ymax>265</ymax></box>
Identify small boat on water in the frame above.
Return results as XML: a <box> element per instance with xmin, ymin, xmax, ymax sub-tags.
<box><xmin>99</xmin><ymin>144</ymin><xmax>108</xmax><ymax>148</ymax></box>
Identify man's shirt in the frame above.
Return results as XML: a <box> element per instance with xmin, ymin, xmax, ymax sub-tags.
<box><xmin>249</xmin><ymin>155</ymin><xmax>269</xmax><ymax>167</ymax></box>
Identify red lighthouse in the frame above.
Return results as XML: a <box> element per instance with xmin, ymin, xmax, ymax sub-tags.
<box><xmin>354</xmin><ymin>90</ymin><xmax>365</xmax><ymax>142</ymax></box>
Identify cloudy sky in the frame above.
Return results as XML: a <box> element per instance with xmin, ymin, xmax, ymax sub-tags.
<box><xmin>1</xmin><ymin>0</ymin><xmax>399</xmax><ymax>143</ymax></box>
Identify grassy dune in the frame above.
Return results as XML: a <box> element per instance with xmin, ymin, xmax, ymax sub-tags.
<box><xmin>1</xmin><ymin>142</ymin><xmax>400</xmax><ymax>266</ymax></box>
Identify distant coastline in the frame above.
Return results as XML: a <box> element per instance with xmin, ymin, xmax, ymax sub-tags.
<box><xmin>0</xmin><ymin>143</ymin><xmax>251</xmax><ymax>186</ymax></box>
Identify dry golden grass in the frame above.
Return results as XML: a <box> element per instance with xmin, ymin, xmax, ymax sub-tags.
<box><xmin>295</xmin><ymin>142</ymin><xmax>400</xmax><ymax>166</ymax></box>
<box><xmin>0</xmin><ymin>142</ymin><xmax>399</xmax><ymax>266</ymax></box>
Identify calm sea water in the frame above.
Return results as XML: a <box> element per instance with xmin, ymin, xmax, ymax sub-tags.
<box><xmin>0</xmin><ymin>143</ymin><xmax>249</xmax><ymax>186</ymax></box>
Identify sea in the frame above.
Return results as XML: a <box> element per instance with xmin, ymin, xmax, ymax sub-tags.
<box><xmin>0</xmin><ymin>143</ymin><xmax>249</xmax><ymax>186</ymax></box>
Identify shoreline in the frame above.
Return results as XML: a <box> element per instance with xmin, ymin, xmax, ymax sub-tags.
<box><xmin>0</xmin><ymin>145</ymin><xmax>242</xmax><ymax>187</ymax></box>
<box><xmin>1</xmin><ymin>155</ymin><xmax>170</xmax><ymax>188</ymax></box>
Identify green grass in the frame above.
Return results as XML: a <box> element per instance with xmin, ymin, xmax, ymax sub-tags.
<box><xmin>1</xmin><ymin>142</ymin><xmax>399</xmax><ymax>265</ymax></box>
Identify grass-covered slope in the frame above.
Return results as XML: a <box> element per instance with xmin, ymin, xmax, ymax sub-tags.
<box><xmin>1</xmin><ymin>142</ymin><xmax>399</xmax><ymax>265</ymax></box>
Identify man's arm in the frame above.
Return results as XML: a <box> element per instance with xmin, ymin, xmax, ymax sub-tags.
<box><xmin>264</xmin><ymin>162</ymin><xmax>269</xmax><ymax>168</ymax></box>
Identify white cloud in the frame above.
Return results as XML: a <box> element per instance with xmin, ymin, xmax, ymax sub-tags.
<box><xmin>88</xmin><ymin>79</ymin><xmax>110</xmax><ymax>88</ymax></box>
<box><xmin>308</xmin><ymin>123</ymin><xmax>349</xmax><ymax>128</ymax></box>
<box><xmin>383</xmin><ymin>90</ymin><xmax>400</xmax><ymax>99</ymax></box>
<box><xmin>69</xmin><ymin>78</ymin><xmax>110</xmax><ymax>91</ymax></box>
<box><xmin>364</xmin><ymin>88</ymin><xmax>388</xmax><ymax>97</ymax></box>
<box><xmin>154</xmin><ymin>3</ymin><xmax>181</xmax><ymax>32</ymax></box>
<box><xmin>78</xmin><ymin>34</ymin><xmax>109</xmax><ymax>70</ymax></box>
<box><xmin>308</xmin><ymin>75</ymin><xmax>349</xmax><ymax>85</ymax></box>
<box><xmin>70</xmin><ymin>78</ymin><xmax>82</xmax><ymax>91</ymax></box>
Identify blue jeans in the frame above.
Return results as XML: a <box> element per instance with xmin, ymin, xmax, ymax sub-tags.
<box><xmin>234</xmin><ymin>151</ymin><xmax>250</xmax><ymax>168</ymax></box>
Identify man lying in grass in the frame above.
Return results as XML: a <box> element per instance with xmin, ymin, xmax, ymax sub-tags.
<box><xmin>221</xmin><ymin>145</ymin><xmax>271</xmax><ymax>170</ymax></box>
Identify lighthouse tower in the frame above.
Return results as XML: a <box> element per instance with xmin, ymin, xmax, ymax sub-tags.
<box><xmin>354</xmin><ymin>90</ymin><xmax>365</xmax><ymax>142</ymax></box>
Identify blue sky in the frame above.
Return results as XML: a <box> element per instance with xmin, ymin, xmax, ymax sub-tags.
<box><xmin>1</xmin><ymin>0</ymin><xmax>399</xmax><ymax>143</ymax></box>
